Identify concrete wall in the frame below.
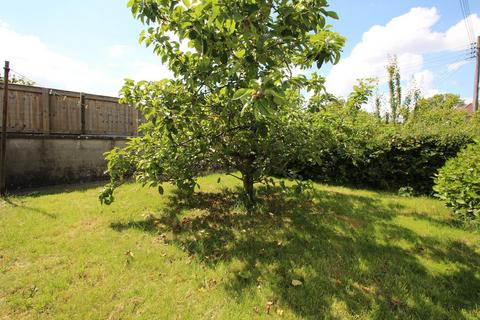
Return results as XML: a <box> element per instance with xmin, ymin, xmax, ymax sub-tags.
<box><xmin>6</xmin><ymin>135</ymin><xmax>127</xmax><ymax>189</ymax></box>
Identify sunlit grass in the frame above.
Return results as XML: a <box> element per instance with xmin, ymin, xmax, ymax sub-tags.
<box><xmin>1</xmin><ymin>174</ymin><xmax>479</xmax><ymax>319</ymax></box>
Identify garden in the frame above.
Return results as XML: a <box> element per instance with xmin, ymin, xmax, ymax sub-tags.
<box><xmin>1</xmin><ymin>175</ymin><xmax>479</xmax><ymax>319</ymax></box>
<box><xmin>1</xmin><ymin>0</ymin><xmax>480</xmax><ymax>319</ymax></box>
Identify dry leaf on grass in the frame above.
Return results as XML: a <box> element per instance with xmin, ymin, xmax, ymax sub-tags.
<box><xmin>291</xmin><ymin>279</ymin><xmax>303</xmax><ymax>287</ymax></box>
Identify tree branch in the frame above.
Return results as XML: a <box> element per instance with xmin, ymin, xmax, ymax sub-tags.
<box><xmin>226</xmin><ymin>172</ymin><xmax>243</xmax><ymax>181</ymax></box>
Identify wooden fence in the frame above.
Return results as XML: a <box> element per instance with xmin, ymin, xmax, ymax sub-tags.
<box><xmin>0</xmin><ymin>84</ymin><xmax>140</xmax><ymax>136</ymax></box>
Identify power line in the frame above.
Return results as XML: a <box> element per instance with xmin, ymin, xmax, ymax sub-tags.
<box><xmin>459</xmin><ymin>0</ymin><xmax>474</xmax><ymax>44</ymax></box>
<box><xmin>397</xmin><ymin>54</ymin><xmax>473</xmax><ymax>75</ymax></box>
<box><xmin>373</xmin><ymin>55</ymin><xmax>474</xmax><ymax>83</ymax></box>
<box><xmin>386</xmin><ymin>45</ymin><xmax>476</xmax><ymax>71</ymax></box>
<box><xmin>463</xmin><ymin>0</ymin><xmax>476</xmax><ymax>37</ymax></box>
<box><xmin>436</xmin><ymin>61</ymin><xmax>469</xmax><ymax>84</ymax></box>
<box><xmin>379</xmin><ymin>46</ymin><xmax>473</xmax><ymax>74</ymax></box>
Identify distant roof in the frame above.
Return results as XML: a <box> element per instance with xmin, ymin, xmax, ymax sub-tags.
<box><xmin>456</xmin><ymin>102</ymin><xmax>475</xmax><ymax>113</ymax></box>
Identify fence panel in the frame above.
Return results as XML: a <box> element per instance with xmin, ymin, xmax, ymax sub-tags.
<box><xmin>49</xmin><ymin>93</ymin><xmax>81</xmax><ymax>134</ymax></box>
<box><xmin>0</xmin><ymin>85</ymin><xmax>43</xmax><ymax>133</ymax></box>
<box><xmin>84</xmin><ymin>96</ymin><xmax>136</xmax><ymax>135</ymax></box>
<box><xmin>0</xmin><ymin>84</ymin><xmax>139</xmax><ymax>136</ymax></box>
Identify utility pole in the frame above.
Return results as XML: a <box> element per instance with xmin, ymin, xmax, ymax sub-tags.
<box><xmin>0</xmin><ymin>61</ymin><xmax>10</xmax><ymax>196</ymax></box>
<box><xmin>473</xmin><ymin>36</ymin><xmax>480</xmax><ymax>112</ymax></box>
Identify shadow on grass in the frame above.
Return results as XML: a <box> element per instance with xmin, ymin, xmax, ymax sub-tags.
<box><xmin>8</xmin><ymin>181</ymin><xmax>106</xmax><ymax>197</ymax></box>
<box><xmin>2</xmin><ymin>197</ymin><xmax>57</xmax><ymax>219</ymax></box>
<box><xmin>110</xmin><ymin>186</ymin><xmax>480</xmax><ymax>319</ymax></box>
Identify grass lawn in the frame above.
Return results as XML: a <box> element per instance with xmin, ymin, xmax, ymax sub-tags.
<box><xmin>1</xmin><ymin>174</ymin><xmax>479</xmax><ymax>319</ymax></box>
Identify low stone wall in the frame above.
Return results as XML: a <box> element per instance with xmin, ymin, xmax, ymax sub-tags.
<box><xmin>6</xmin><ymin>134</ymin><xmax>127</xmax><ymax>190</ymax></box>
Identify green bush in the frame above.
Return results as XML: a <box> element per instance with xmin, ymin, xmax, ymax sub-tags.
<box><xmin>434</xmin><ymin>141</ymin><xmax>480</xmax><ymax>221</ymax></box>
<box><xmin>291</xmin><ymin>104</ymin><xmax>477</xmax><ymax>194</ymax></box>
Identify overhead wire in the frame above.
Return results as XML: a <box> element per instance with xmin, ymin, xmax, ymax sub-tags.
<box><xmin>377</xmin><ymin>45</ymin><xmax>472</xmax><ymax>74</ymax></box>
<box><xmin>8</xmin><ymin>68</ymin><xmax>38</xmax><ymax>85</ymax></box>
<box><xmin>373</xmin><ymin>54</ymin><xmax>473</xmax><ymax>83</ymax></box>
<box><xmin>435</xmin><ymin>61</ymin><xmax>469</xmax><ymax>84</ymax></box>
<box><xmin>398</xmin><ymin>50</ymin><xmax>472</xmax><ymax>73</ymax></box>
<box><xmin>373</xmin><ymin>54</ymin><xmax>474</xmax><ymax>84</ymax></box>
<box><xmin>459</xmin><ymin>0</ymin><xmax>474</xmax><ymax>44</ymax></box>
<box><xmin>463</xmin><ymin>0</ymin><xmax>476</xmax><ymax>39</ymax></box>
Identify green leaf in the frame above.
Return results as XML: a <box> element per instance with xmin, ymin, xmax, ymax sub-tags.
<box><xmin>265</xmin><ymin>89</ymin><xmax>286</xmax><ymax>104</ymax></box>
<box><xmin>326</xmin><ymin>11</ymin><xmax>339</xmax><ymax>19</ymax></box>
<box><xmin>234</xmin><ymin>48</ymin><xmax>246</xmax><ymax>58</ymax></box>
<box><xmin>182</xmin><ymin>0</ymin><xmax>190</xmax><ymax>8</ymax></box>
<box><xmin>225</xmin><ymin>19</ymin><xmax>236</xmax><ymax>34</ymax></box>
<box><xmin>256</xmin><ymin>100</ymin><xmax>271</xmax><ymax>117</ymax></box>
<box><xmin>138</xmin><ymin>30</ymin><xmax>146</xmax><ymax>44</ymax></box>
<box><xmin>232</xmin><ymin>88</ymin><xmax>252</xmax><ymax>101</ymax></box>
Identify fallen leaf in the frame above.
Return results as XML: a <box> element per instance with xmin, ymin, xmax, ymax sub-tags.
<box><xmin>266</xmin><ymin>300</ymin><xmax>274</xmax><ymax>314</ymax></box>
<box><xmin>207</xmin><ymin>278</ymin><xmax>217</xmax><ymax>288</ymax></box>
<box><xmin>291</xmin><ymin>279</ymin><xmax>303</xmax><ymax>287</ymax></box>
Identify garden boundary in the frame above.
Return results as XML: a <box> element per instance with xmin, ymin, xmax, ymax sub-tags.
<box><xmin>0</xmin><ymin>83</ymin><xmax>140</xmax><ymax>136</ymax></box>
<box><xmin>0</xmin><ymin>83</ymin><xmax>138</xmax><ymax>190</ymax></box>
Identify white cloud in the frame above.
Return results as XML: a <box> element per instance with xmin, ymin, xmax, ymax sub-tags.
<box><xmin>326</xmin><ymin>7</ymin><xmax>480</xmax><ymax>97</ymax></box>
<box><xmin>128</xmin><ymin>60</ymin><xmax>173</xmax><ymax>82</ymax></box>
<box><xmin>107</xmin><ymin>44</ymin><xmax>131</xmax><ymax>58</ymax></box>
<box><xmin>447</xmin><ymin>60</ymin><xmax>469</xmax><ymax>71</ymax></box>
<box><xmin>0</xmin><ymin>21</ymin><xmax>172</xmax><ymax>96</ymax></box>
<box><xmin>413</xmin><ymin>69</ymin><xmax>438</xmax><ymax>97</ymax></box>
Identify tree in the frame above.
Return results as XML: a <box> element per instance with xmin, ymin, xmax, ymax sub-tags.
<box><xmin>386</xmin><ymin>55</ymin><xmax>401</xmax><ymax>124</ymax></box>
<box><xmin>416</xmin><ymin>93</ymin><xmax>462</xmax><ymax>111</ymax></box>
<box><xmin>100</xmin><ymin>0</ymin><xmax>345</xmax><ymax>206</ymax></box>
<box><xmin>401</xmin><ymin>80</ymin><xmax>421</xmax><ymax>120</ymax></box>
<box><xmin>374</xmin><ymin>93</ymin><xmax>382</xmax><ymax>120</ymax></box>
<box><xmin>346</xmin><ymin>78</ymin><xmax>376</xmax><ymax>111</ymax></box>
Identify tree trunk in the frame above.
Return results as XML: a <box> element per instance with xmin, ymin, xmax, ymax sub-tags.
<box><xmin>241</xmin><ymin>169</ymin><xmax>255</xmax><ymax>210</ymax></box>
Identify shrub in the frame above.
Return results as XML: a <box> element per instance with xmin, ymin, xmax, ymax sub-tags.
<box><xmin>292</xmin><ymin>103</ymin><xmax>477</xmax><ymax>194</ymax></box>
<box><xmin>434</xmin><ymin>141</ymin><xmax>480</xmax><ymax>222</ymax></box>
<box><xmin>398</xmin><ymin>186</ymin><xmax>414</xmax><ymax>197</ymax></box>
<box><xmin>354</xmin><ymin>130</ymin><xmax>473</xmax><ymax>193</ymax></box>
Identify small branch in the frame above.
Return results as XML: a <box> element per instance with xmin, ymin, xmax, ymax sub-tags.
<box><xmin>174</xmin><ymin>124</ymin><xmax>250</xmax><ymax>148</ymax></box>
<box><xmin>226</xmin><ymin>172</ymin><xmax>243</xmax><ymax>181</ymax></box>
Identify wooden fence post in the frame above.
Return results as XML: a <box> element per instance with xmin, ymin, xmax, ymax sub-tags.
<box><xmin>42</xmin><ymin>88</ymin><xmax>50</xmax><ymax>134</ymax></box>
<box><xmin>80</xmin><ymin>93</ymin><xmax>85</xmax><ymax>135</ymax></box>
<box><xmin>0</xmin><ymin>61</ymin><xmax>10</xmax><ymax>196</ymax></box>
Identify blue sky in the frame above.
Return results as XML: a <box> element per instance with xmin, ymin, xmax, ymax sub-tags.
<box><xmin>0</xmin><ymin>0</ymin><xmax>479</xmax><ymax>106</ymax></box>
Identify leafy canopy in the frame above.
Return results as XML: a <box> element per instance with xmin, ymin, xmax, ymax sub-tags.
<box><xmin>100</xmin><ymin>0</ymin><xmax>344</xmax><ymax>205</ymax></box>
<box><xmin>434</xmin><ymin>141</ymin><xmax>480</xmax><ymax>222</ymax></box>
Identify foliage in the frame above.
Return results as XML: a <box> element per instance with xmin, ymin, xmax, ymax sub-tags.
<box><xmin>434</xmin><ymin>141</ymin><xmax>480</xmax><ymax>222</ymax></box>
<box><xmin>345</xmin><ymin>78</ymin><xmax>376</xmax><ymax>110</ymax></box>
<box><xmin>0</xmin><ymin>74</ymin><xmax>36</xmax><ymax>86</ymax></box>
<box><xmin>398</xmin><ymin>186</ymin><xmax>414</xmax><ymax>197</ymax></box>
<box><xmin>292</xmin><ymin>98</ymin><xmax>478</xmax><ymax>194</ymax></box>
<box><xmin>3</xmin><ymin>175</ymin><xmax>480</xmax><ymax>319</ymax></box>
<box><xmin>373</xmin><ymin>92</ymin><xmax>382</xmax><ymax>120</ymax></box>
<box><xmin>386</xmin><ymin>55</ymin><xmax>401</xmax><ymax>124</ymax></box>
<box><xmin>416</xmin><ymin>93</ymin><xmax>463</xmax><ymax>111</ymax></box>
<box><xmin>101</xmin><ymin>0</ymin><xmax>345</xmax><ymax>205</ymax></box>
